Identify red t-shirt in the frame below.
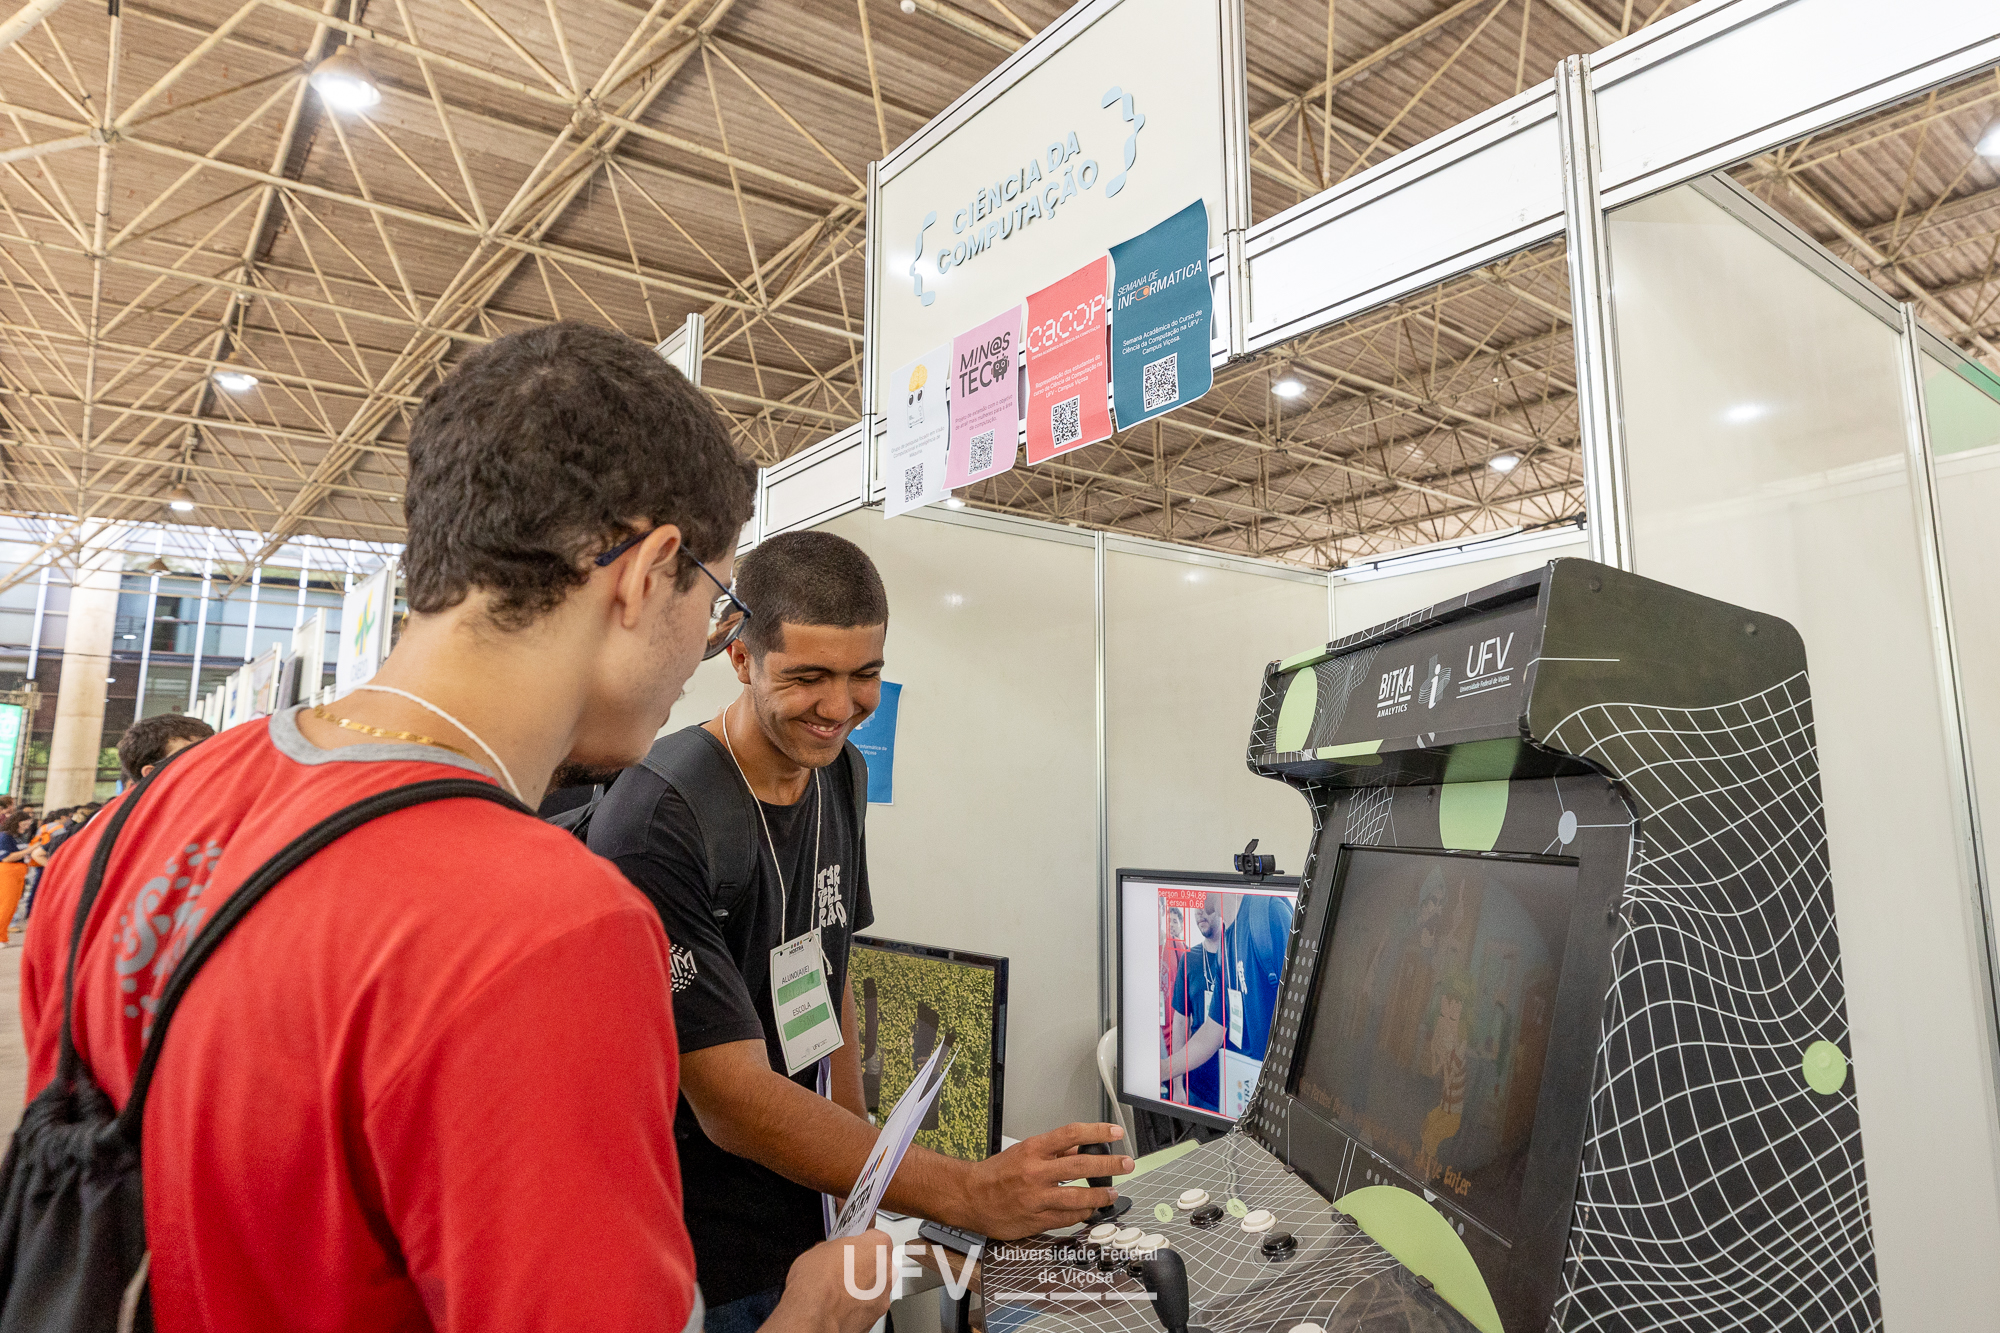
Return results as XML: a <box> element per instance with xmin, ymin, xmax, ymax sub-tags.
<box><xmin>20</xmin><ymin>709</ymin><xmax>698</xmax><ymax>1332</ymax></box>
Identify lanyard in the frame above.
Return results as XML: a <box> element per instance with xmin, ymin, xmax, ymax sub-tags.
<box><xmin>721</xmin><ymin>707</ymin><xmax>822</xmax><ymax>933</ymax></box>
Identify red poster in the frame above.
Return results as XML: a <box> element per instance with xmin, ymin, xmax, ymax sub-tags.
<box><xmin>1024</xmin><ymin>257</ymin><xmax>1112</xmax><ymax>465</ymax></box>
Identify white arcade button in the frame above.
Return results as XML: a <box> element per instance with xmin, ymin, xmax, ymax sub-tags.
<box><xmin>1177</xmin><ymin>1189</ymin><xmax>1210</xmax><ymax>1210</ymax></box>
<box><xmin>1112</xmin><ymin>1226</ymin><xmax>1145</xmax><ymax>1246</ymax></box>
<box><xmin>1289</xmin><ymin>1324</ymin><xmax>1327</xmax><ymax>1333</ymax></box>
<box><xmin>1088</xmin><ymin>1223</ymin><xmax>1119</xmax><ymax>1242</ymax></box>
<box><xmin>1240</xmin><ymin>1209</ymin><xmax>1276</xmax><ymax>1234</ymax></box>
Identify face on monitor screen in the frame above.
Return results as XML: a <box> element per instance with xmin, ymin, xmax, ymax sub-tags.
<box><xmin>1120</xmin><ymin>877</ymin><xmax>1299</xmax><ymax>1123</ymax></box>
<box><xmin>1291</xmin><ymin>848</ymin><xmax>1577</xmax><ymax>1234</ymax></box>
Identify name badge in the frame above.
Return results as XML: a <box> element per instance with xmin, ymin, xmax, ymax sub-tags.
<box><xmin>771</xmin><ymin>929</ymin><xmax>844</xmax><ymax>1076</ymax></box>
<box><xmin>1228</xmin><ymin>989</ymin><xmax>1245</xmax><ymax>1047</ymax></box>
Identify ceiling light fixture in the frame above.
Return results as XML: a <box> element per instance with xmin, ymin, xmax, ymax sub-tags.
<box><xmin>310</xmin><ymin>47</ymin><xmax>381</xmax><ymax>115</ymax></box>
<box><xmin>943</xmin><ymin>495</ymin><xmax>966</xmax><ymax>509</ymax></box>
<box><xmin>1488</xmin><ymin>453</ymin><xmax>1520</xmax><ymax>473</ymax></box>
<box><xmin>166</xmin><ymin>485</ymin><xmax>196</xmax><ymax>513</ymax></box>
<box><xmin>899</xmin><ymin>0</ymin><xmax>916</xmax><ymax>11</ymax></box>
<box><xmin>1273</xmin><ymin>374</ymin><xmax>1307</xmax><ymax>400</ymax></box>
<box><xmin>1980</xmin><ymin>122</ymin><xmax>2000</xmax><ymax>159</ymax></box>
<box><xmin>212</xmin><ymin>368</ymin><xmax>259</xmax><ymax>393</ymax></box>
<box><xmin>1723</xmin><ymin>402</ymin><xmax>1765</xmax><ymax>424</ymax></box>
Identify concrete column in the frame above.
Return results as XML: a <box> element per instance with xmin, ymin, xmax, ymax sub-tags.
<box><xmin>44</xmin><ymin>560</ymin><xmax>120</xmax><ymax>806</ymax></box>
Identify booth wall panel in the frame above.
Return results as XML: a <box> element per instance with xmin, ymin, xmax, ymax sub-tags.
<box><xmin>1925</xmin><ymin>355</ymin><xmax>2000</xmax><ymax>1027</ymax></box>
<box><xmin>818</xmin><ymin>508</ymin><xmax>1104</xmax><ymax>1139</ymax></box>
<box><xmin>1103</xmin><ymin>550</ymin><xmax>1325</xmax><ymax>887</ymax></box>
<box><xmin>1608</xmin><ymin>183</ymin><xmax>2000</xmax><ymax>1327</ymax></box>
<box><xmin>1328</xmin><ymin>541</ymin><xmax>1586</xmax><ymax>640</ymax></box>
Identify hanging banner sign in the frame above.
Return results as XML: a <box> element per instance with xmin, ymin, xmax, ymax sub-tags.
<box><xmin>946</xmin><ymin>307</ymin><xmax>1023</xmax><ymax>488</ymax></box>
<box><xmin>1025</xmin><ymin>257</ymin><xmax>1113</xmax><ymax>465</ymax></box>
<box><xmin>866</xmin><ymin>0</ymin><xmax>1243</xmax><ymax>423</ymax></box>
<box><xmin>884</xmin><ymin>346</ymin><xmax>954</xmax><ymax>517</ymax></box>
<box><xmin>335</xmin><ymin>562</ymin><xmax>395</xmax><ymax>696</ymax></box>
<box><xmin>1109</xmin><ymin>200</ymin><xmax>1215</xmax><ymax>428</ymax></box>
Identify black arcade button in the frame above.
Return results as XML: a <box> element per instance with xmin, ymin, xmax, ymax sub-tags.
<box><xmin>1260</xmin><ymin>1232</ymin><xmax>1298</xmax><ymax>1259</ymax></box>
<box><xmin>1190</xmin><ymin>1203</ymin><xmax>1225</xmax><ymax>1228</ymax></box>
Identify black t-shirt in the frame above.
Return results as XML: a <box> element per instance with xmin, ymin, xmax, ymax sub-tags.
<box><xmin>590</xmin><ymin>729</ymin><xmax>874</xmax><ymax>1305</ymax></box>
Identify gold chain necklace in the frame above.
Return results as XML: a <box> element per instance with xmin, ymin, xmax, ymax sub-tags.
<box><xmin>311</xmin><ymin>704</ymin><xmax>474</xmax><ymax>761</ymax></box>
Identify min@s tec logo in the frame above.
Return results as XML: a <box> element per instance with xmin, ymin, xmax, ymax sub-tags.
<box><xmin>905</xmin><ymin>88</ymin><xmax>1147</xmax><ymax>307</ymax></box>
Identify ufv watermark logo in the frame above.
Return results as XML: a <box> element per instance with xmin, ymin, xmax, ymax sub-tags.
<box><xmin>844</xmin><ymin>1242</ymin><xmax>979</xmax><ymax>1300</ymax></box>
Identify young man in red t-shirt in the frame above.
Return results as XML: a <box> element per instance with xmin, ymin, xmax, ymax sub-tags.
<box><xmin>19</xmin><ymin>322</ymin><xmax>892</xmax><ymax>1333</ymax></box>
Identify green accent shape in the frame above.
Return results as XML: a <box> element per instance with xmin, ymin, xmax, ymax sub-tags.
<box><xmin>1442</xmin><ymin>737</ymin><xmax>1519</xmax><ymax>783</ymax></box>
<box><xmin>1314</xmin><ymin>739</ymin><xmax>1383</xmax><ymax>766</ymax></box>
<box><xmin>1154</xmin><ymin>1203</ymin><xmax>1175</xmax><ymax>1224</ymax></box>
<box><xmin>1333</xmin><ymin>1186</ymin><xmax>1502</xmax><ymax>1333</ymax></box>
<box><xmin>780</xmin><ymin>1002</ymin><xmax>831</xmax><ymax>1041</ymax></box>
<box><xmin>1274</xmin><ymin>670</ymin><xmax>1319</xmax><ymax>753</ymax></box>
<box><xmin>1439</xmin><ymin>782</ymin><xmax>1509</xmax><ymax>850</ymax></box>
<box><xmin>1803</xmin><ymin>1040</ymin><xmax>1849</xmax><ymax>1095</ymax></box>
<box><xmin>1224</xmin><ymin>1198</ymin><xmax>1248</xmax><ymax>1218</ymax></box>
<box><xmin>1279</xmin><ymin>647</ymin><xmax>1332</xmax><ymax>672</ymax></box>
<box><xmin>1116</xmin><ymin>1139</ymin><xmax>1201</xmax><ymax>1183</ymax></box>
<box><xmin>775</xmin><ymin>969</ymin><xmax>823</xmax><ymax>1005</ymax></box>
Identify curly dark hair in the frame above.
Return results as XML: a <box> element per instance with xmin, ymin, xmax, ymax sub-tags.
<box><xmin>403</xmin><ymin>321</ymin><xmax>758</xmax><ymax>627</ymax></box>
<box><xmin>117</xmin><ymin>713</ymin><xmax>215</xmax><ymax>782</ymax></box>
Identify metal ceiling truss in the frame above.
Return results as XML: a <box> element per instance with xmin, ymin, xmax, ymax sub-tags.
<box><xmin>0</xmin><ymin>0</ymin><xmax>1991</xmax><ymax>584</ymax></box>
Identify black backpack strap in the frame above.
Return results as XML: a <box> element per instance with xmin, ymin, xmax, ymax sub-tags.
<box><xmin>57</xmin><ymin>747</ymin><xmax>193</xmax><ymax>1085</ymax></box>
<box><xmin>631</xmin><ymin>727</ymin><xmax>762</xmax><ymax>917</ymax></box>
<box><xmin>108</xmin><ymin>778</ymin><xmax>527</xmax><ymax>1140</ymax></box>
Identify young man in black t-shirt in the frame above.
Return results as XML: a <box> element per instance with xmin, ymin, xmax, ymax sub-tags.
<box><xmin>591</xmin><ymin>531</ymin><xmax>1131</xmax><ymax>1332</ymax></box>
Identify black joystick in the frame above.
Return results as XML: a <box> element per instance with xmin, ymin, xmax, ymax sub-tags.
<box><xmin>1130</xmin><ymin>1248</ymin><xmax>1199</xmax><ymax>1333</ymax></box>
<box><xmin>1078</xmin><ymin>1140</ymin><xmax>1132</xmax><ymax>1226</ymax></box>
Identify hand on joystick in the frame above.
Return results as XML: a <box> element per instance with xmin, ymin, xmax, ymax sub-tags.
<box><xmin>941</xmin><ymin>1122</ymin><xmax>1133</xmax><ymax>1239</ymax></box>
<box><xmin>1078</xmin><ymin>1139</ymin><xmax>1133</xmax><ymax>1227</ymax></box>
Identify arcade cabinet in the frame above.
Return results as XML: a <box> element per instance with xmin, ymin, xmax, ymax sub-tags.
<box><xmin>984</xmin><ymin>558</ymin><xmax>1877</xmax><ymax>1333</ymax></box>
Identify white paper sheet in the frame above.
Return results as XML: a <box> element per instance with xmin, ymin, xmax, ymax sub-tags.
<box><xmin>830</xmin><ymin>1036</ymin><xmax>957</xmax><ymax>1238</ymax></box>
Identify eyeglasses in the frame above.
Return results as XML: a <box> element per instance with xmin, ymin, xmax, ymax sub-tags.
<box><xmin>595</xmin><ymin>533</ymin><xmax>752</xmax><ymax>660</ymax></box>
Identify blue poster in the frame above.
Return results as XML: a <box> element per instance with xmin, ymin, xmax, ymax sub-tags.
<box><xmin>1108</xmin><ymin>200</ymin><xmax>1214</xmax><ymax>428</ymax></box>
<box><xmin>850</xmin><ymin>681</ymin><xmax>902</xmax><ymax>805</ymax></box>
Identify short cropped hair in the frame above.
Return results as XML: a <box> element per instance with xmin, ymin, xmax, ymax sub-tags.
<box><xmin>118</xmin><ymin>714</ymin><xmax>216</xmax><ymax>782</ymax></box>
<box><xmin>737</xmin><ymin>531</ymin><xmax>888</xmax><ymax>658</ymax></box>
<box><xmin>403</xmin><ymin>321</ymin><xmax>758</xmax><ymax>628</ymax></box>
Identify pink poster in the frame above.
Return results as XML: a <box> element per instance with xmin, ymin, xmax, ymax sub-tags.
<box><xmin>945</xmin><ymin>306</ymin><xmax>1023</xmax><ymax>488</ymax></box>
<box><xmin>1024</xmin><ymin>257</ymin><xmax>1112</xmax><ymax>465</ymax></box>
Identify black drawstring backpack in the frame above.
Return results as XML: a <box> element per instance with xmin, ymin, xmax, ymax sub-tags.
<box><xmin>0</xmin><ymin>762</ymin><xmax>525</xmax><ymax>1332</ymax></box>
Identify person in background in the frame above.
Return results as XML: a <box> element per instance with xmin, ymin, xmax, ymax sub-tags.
<box><xmin>19</xmin><ymin>322</ymin><xmax>892</xmax><ymax>1333</ymax></box>
<box><xmin>116</xmin><ymin>714</ymin><xmax>217</xmax><ymax>783</ymax></box>
<box><xmin>0</xmin><ymin>809</ymin><xmax>35</xmax><ymax>943</ymax></box>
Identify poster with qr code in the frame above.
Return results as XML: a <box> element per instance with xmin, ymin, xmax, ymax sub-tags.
<box><xmin>946</xmin><ymin>306</ymin><xmax>1023</xmax><ymax>488</ymax></box>
<box><xmin>884</xmin><ymin>343</ymin><xmax>953</xmax><ymax>517</ymax></box>
<box><xmin>1023</xmin><ymin>257</ymin><xmax>1112</xmax><ymax>465</ymax></box>
<box><xmin>1109</xmin><ymin>199</ymin><xmax>1213</xmax><ymax>429</ymax></box>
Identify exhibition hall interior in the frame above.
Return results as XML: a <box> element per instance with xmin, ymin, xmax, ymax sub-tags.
<box><xmin>0</xmin><ymin>0</ymin><xmax>1997</xmax><ymax>1329</ymax></box>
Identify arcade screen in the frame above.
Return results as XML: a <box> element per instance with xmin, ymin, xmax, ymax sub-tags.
<box><xmin>1290</xmin><ymin>848</ymin><xmax>1578</xmax><ymax>1233</ymax></box>
<box><xmin>1119</xmin><ymin>873</ymin><xmax>1301</xmax><ymax>1127</ymax></box>
<box><xmin>848</xmin><ymin>936</ymin><xmax>1008</xmax><ymax>1160</ymax></box>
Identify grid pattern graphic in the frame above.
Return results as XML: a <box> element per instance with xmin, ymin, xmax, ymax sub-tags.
<box><xmin>1544</xmin><ymin>674</ymin><xmax>1880</xmax><ymax>1331</ymax></box>
<box><xmin>984</xmin><ymin>1137</ymin><xmax>1437</xmax><ymax>1333</ymax></box>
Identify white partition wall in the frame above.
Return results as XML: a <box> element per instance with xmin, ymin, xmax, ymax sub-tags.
<box><xmin>1103</xmin><ymin>546</ymin><xmax>1326</xmax><ymax>888</ymax></box>
<box><xmin>1607</xmin><ymin>177</ymin><xmax>2000</xmax><ymax>1327</ymax></box>
<box><xmin>817</xmin><ymin>507</ymin><xmax>1104</xmax><ymax>1138</ymax></box>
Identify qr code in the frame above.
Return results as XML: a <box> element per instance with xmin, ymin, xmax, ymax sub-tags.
<box><xmin>969</xmin><ymin>429</ymin><xmax>995</xmax><ymax>474</ymax></box>
<box><xmin>1051</xmin><ymin>395</ymin><xmax>1082</xmax><ymax>449</ymax></box>
<box><xmin>1142</xmin><ymin>352</ymin><xmax>1179</xmax><ymax>411</ymax></box>
<box><xmin>902</xmin><ymin>463</ymin><xmax>924</xmax><ymax>503</ymax></box>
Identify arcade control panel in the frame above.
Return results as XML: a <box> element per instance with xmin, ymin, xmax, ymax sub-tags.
<box><xmin>980</xmin><ymin>1136</ymin><xmax>1479</xmax><ymax>1333</ymax></box>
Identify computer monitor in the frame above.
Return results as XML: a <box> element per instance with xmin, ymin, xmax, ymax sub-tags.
<box><xmin>1289</xmin><ymin>846</ymin><xmax>1581</xmax><ymax>1244</ymax></box>
<box><xmin>1117</xmin><ymin>869</ymin><xmax>1302</xmax><ymax>1130</ymax></box>
<box><xmin>848</xmin><ymin>936</ymin><xmax>1008</xmax><ymax>1160</ymax></box>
